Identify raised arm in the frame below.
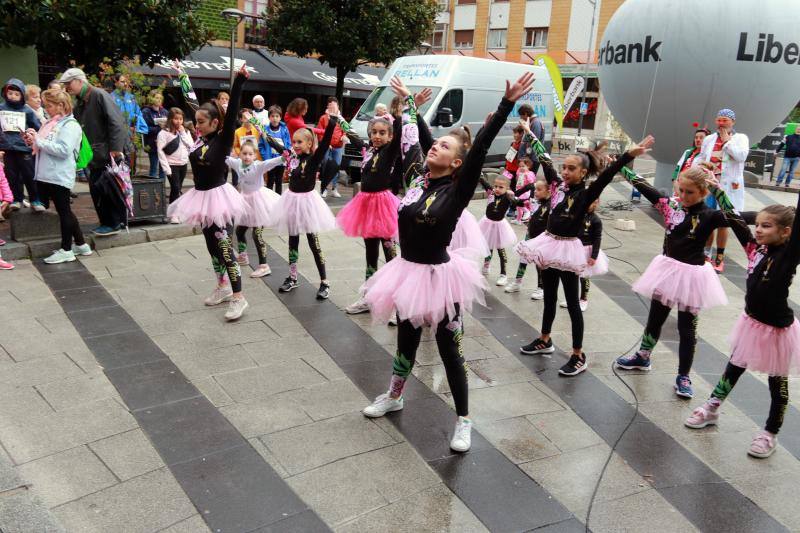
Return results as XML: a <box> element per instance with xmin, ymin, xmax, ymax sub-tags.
<box><xmin>785</xmin><ymin>191</ymin><xmax>800</xmax><ymax>266</ymax></box>
<box><xmin>708</xmin><ymin>180</ymin><xmax>754</xmax><ymax>251</ymax></box>
<box><xmin>620</xmin><ymin>166</ymin><xmax>667</xmax><ymax>205</ymax></box>
<box><xmin>585</xmin><ymin>136</ymin><xmax>654</xmax><ymax>205</ymax></box>
<box><xmin>173</xmin><ymin>61</ymin><xmax>199</xmax><ymax>112</ymax></box>
<box><xmin>220</xmin><ymin>69</ymin><xmax>247</xmax><ymax>153</ymax></box>
<box><xmin>253</xmin><ymin>156</ymin><xmax>285</xmax><ymax>174</ymax></box>
<box><xmin>306</xmin><ymin>115</ymin><xmax>338</xmax><ymax>177</ymax></box>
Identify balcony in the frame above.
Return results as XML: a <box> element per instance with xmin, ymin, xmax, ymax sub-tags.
<box><xmin>243</xmin><ymin>15</ymin><xmax>268</xmax><ymax>47</ymax></box>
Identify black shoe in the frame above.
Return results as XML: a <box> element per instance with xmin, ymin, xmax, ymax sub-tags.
<box><xmin>316</xmin><ymin>282</ymin><xmax>330</xmax><ymax>300</ymax></box>
<box><xmin>279</xmin><ymin>277</ymin><xmax>298</xmax><ymax>293</ymax></box>
<box><xmin>520</xmin><ymin>337</ymin><xmax>555</xmax><ymax>355</ymax></box>
<box><xmin>559</xmin><ymin>353</ymin><xmax>588</xmax><ymax>376</ymax></box>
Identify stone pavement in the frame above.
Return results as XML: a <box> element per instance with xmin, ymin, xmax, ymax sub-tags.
<box><xmin>0</xmin><ymin>179</ymin><xmax>799</xmax><ymax>532</ymax></box>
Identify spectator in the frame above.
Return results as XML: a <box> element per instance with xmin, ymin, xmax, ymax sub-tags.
<box><xmin>264</xmin><ymin>105</ymin><xmax>290</xmax><ymax>194</ymax></box>
<box><xmin>217</xmin><ymin>91</ymin><xmax>230</xmax><ymax>112</ymax></box>
<box><xmin>47</xmin><ymin>80</ymin><xmax>62</xmax><ymax>91</ymax></box>
<box><xmin>233</xmin><ymin>108</ymin><xmax>266</xmax><ymax>162</ymax></box>
<box><xmin>673</xmin><ymin>128</ymin><xmax>710</xmax><ymax>194</ymax></box>
<box><xmin>775</xmin><ymin>129</ymin><xmax>800</xmax><ymax>187</ymax></box>
<box><xmin>157</xmin><ymin>107</ymin><xmax>193</xmax><ymax>218</ymax></box>
<box><xmin>24</xmin><ymin>88</ymin><xmax>91</xmax><ymax>264</ymax></box>
<box><xmin>142</xmin><ymin>90</ymin><xmax>168</xmax><ymax>179</ymax></box>
<box><xmin>252</xmin><ymin>95</ymin><xmax>269</xmax><ymax>124</ymax></box>
<box><xmin>694</xmin><ymin>108</ymin><xmax>749</xmax><ymax>272</ymax></box>
<box><xmin>25</xmin><ymin>84</ymin><xmax>46</xmax><ymax>123</ymax></box>
<box><xmin>284</xmin><ymin>98</ymin><xmax>322</xmax><ymax>139</ymax></box>
<box><xmin>317</xmin><ymin>97</ymin><xmax>345</xmax><ymax>198</ymax></box>
<box><xmin>60</xmin><ymin>68</ymin><xmax>128</xmax><ymax>236</ymax></box>
<box><xmin>111</xmin><ymin>73</ymin><xmax>148</xmax><ymax>171</ymax></box>
<box><xmin>516</xmin><ymin>104</ymin><xmax>543</xmax><ymax>175</ymax></box>
<box><xmin>0</xmin><ymin>78</ymin><xmax>43</xmax><ymax>211</ymax></box>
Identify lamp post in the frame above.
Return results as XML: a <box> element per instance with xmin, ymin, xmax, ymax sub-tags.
<box><xmin>576</xmin><ymin>0</ymin><xmax>597</xmax><ymax>138</ymax></box>
<box><xmin>221</xmin><ymin>8</ymin><xmax>246</xmax><ymax>89</ymax></box>
<box><xmin>419</xmin><ymin>41</ymin><xmax>432</xmax><ymax>55</ymax></box>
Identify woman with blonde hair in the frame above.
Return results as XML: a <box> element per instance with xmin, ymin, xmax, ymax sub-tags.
<box><xmin>142</xmin><ymin>90</ymin><xmax>168</xmax><ymax>178</ymax></box>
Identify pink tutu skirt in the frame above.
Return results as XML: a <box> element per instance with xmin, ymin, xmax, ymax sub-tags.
<box><xmin>632</xmin><ymin>255</ymin><xmax>727</xmax><ymax>313</ymax></box>
<box><xmin>167</xmin><ymin>183</ymin><xmax>246</xmax><ymax>229</ymax></box>
<box><xmin>449</xmin><ymin>211</ymin><xmax>490</xmax><ymax>261</ymax></box>
<box><xmin>238</xmin><ymin>187</ymin><xmax>281</xmax><ymax>228</ymax></box>
<box><xmin>363</xmin><ymin>249</ymin><xmax>489</xmax><ymax>328</ymax></box>
<box><xmin>730</xmin><ymin>313</ymin><xmax>800</xmax><ymax>376</ymax></box>
<box><xmin>336</xmin><ymin>190</ymin><xmax>400</xmax><ymax>239</ymax></box>
<box><xmin>582</xmin><ymin>246</ymin><xmax>609</xmax><ymax>278</ymax></box>
<box><xmin>478</xmin><ymin>217</ymin><xmax>518</xmax><ymax>250</ymax></box>
<box><xmin>515</xmin><ymin>232</ymin><xmax>586</xmax><ymax>273</ymax></box>
<box><xmin>273</xmin><ymin>190</ymin><xmax>337</xmax><ymax>235</ymax></box>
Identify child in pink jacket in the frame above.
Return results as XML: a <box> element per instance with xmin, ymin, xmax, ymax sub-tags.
<box><xmin>0</xmin><ymin>156</ymin><xmax>15</xmax><ymax>268</ymax></box>
<box><xmin>510</xmin><ymin>157</ymin><xmax>537</xmax><ymax>224</ymax></box>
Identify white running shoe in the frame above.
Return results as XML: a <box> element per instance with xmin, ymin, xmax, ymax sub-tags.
<box><xmin>345</xmin><ymin>297</ymin><xmax>371</xmax><ymax>315</ymax></box>
<box><xmin>71</xmin><ymin>243</ymin><xmax>92</xmax><ymax>256</ymax></box>
<box><xmin>450</xmin><ymin>416</ymin><xmax>472</xmax><ymax>452</ymax></box>
<box><xmin>204</xmin><ymin>285</ymin><xmax>233</xmax><ymax>306</ymax></box>
<box><xmin>170</xmin><ymin>216</ymin><xmax>181</xmax><ymax>224</ymax></box>
<box><xmin>496</xmin><ymin>274</ymin><xmax>508</xmax><ymax>286</ymax></box>
<box><xmin>43</xmin><ymin>249</ymin><xmax>76</xmax><ymax>264</ymax></box>
<box><xmin>331</xmin><ymin>188</ymin><xmax>342</xmax><ymax>198</ymax></box>
<box><xmin>559</xmin><ymin>300</ymin><xmax>568</xmax><ymax>308</ymax></box>
<box><xmin>250</xmin><ymin>264</ymin><xmax>272</xmax><ymax>278</ymax></box>
<box><xmin>224</xmin><ymin>297</ymin><xmax>248</xmax><ymax>321</ymax></box>
<box><xmin>530</xmin><ymin>288</ymin><xmax>544</xmax><ymax>300</ymax></box>
<box><xmin>321</xmin><ymin>189</ymin><xmax>328</xmax><ymax>198</ymax></box>
<box><xmin>388</xmin><ymin>315</ymin><xmax>398</xmax><ymax>326</ymax></box>
<box><xmin>504</xmin><ymin>280</ymin><xmax>521</xmax><ymax>293</ymax></box>
<box><xmin>362</xmin><ymin>393</ymin><xmax>403</xmax><ymax>418</ymax></box>
<box><xmin>579</xmin><ymin>299</ymin><xmax>588</xmax><ymax>312</ymax></box>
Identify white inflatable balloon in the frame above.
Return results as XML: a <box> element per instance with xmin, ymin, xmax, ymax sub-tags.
<box><xmin>599</xmin><ymin>0</ymin><xmax>800</xmax><ymax>182</ymax></box>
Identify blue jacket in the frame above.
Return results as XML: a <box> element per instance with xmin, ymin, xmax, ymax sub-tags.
<box><xmin>141</xmin><ymin>106</ymin><xmax>168</xmax><ymax>150</ymax></box>
<box><xmin>265</xmin><ymin>121</ymin><xmax>291</xmax><ymax>161</ymax></box>
<box><xmin>112</xmin><ymin>90</ymin><xmax>148</xmax><ymax>135</ymax></box>
<box><xmin>0</xmin><ymin>78</ymin><xmax>42</xmax><ymax>153</ymax></box>
<box><xmin>777</xmin><ymin>134</ymin><xmax>800</xmax><ymax>159</ymax></box>
<box><xmin>34</xmin><ymin>115</ymin><xmax>82</xmax><ymax>189</ymax></box>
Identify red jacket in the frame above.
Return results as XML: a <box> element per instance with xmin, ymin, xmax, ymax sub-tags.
<box><xmin>316</xmin><ymin>114</ymin><xmax>345</xmax><ymax>149</ymax></box>
<box><xmin>505</xmin><ymin>140</ymin><xmax>522</xmax><ymax>173</ymax></box>
<box><xmin>284</xmin><ymin>112</ymin><xmax>323</xmax><ymax>140</ymax></box>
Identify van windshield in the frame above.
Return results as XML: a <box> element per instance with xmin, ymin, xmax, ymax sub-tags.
<box><xmin>356</xmin><ymin>86</ymin><xmax>441</xmax><ymax>121</ymax></box>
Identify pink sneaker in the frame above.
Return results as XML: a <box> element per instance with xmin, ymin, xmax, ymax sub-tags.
<box><xmin>0</xmin><ymin>259</ymin><xmax>14</xmax><ymax>270</ymax></box>
<box><xmin>0</xmin><ymin>238</ymin><xmax>6</xmax><ymax>246</ymax></box>
<box><xmin>748</xmin><ymin>431</ymin><xmax>777</xmax><ymax>458</ymax></box>
<box><xmin>237</xmin><ymin>251</ymin><xmax>249</xmax><ymax>266</ymax></box>
<box><xmin>685</xmin><ymin>403</ymin><xmax>719</xmax><ymax>429</ymax></box>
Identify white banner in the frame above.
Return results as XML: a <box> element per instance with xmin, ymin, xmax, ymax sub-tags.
<box><xmin>563</xmin><ymin>76</ymin><xmax>585</xmax><ymax>115</ymax></box>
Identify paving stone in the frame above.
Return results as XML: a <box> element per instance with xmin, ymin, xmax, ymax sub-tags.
<box><xmin>478</xmin><ymin>417</ymin><xmax>561</xmax><ymax>464</ymax></box>
<box><xmin>586</xmin><ymin>488</ymin><xmax>699</xmax><ymax>533</ymax></box>
<box><xmin>260</xmin><ymin>413</ymin><xmax>396</xmax><ymax>475</ymax></box>
<box><xmin>142</xmin><ymin>224</ymin><xmax>195</xmax><ymax>242</ymax></box>
<box><xmin>214</xmin><ymin>359</ymin><xmax>328</xmax><ymax>402</ymax></box>
<box><xmin>252</xmin><ymin>509</ymin><xmax>330</xmax><ymax>533</ymax></box>
<box><xmin>52</xmin><ymin>468</ymin><xmax>196</xmax><ymax>533</ymax></box>
<box><xmin>168</xmin><ymin>345</ymin><xmax>258</xmax><ymax>381</ymax></box>
<box><xmin>526</xmin><ymin>410</ymin><xmax>605</xmax><ymax>453</ymax></box>
<box><xmin>0</xmin><ymin>489</ymin><xmax>66</xmax><ymax>532</ymax></box>
<box><xmin>351</xmin><ymin>443</ymin><xmax>441</xmax><ymax>503</ymax></box>
<box><xmin>159</xmin><ymin>514</ymin><xmax>212</xmax><ymax>533</ymax></box>
<box><xmin>88</xmin><ymin>429</ymin><xmax>165</xmax><ymax>481</ymax></box>
<box><xmin>248</xmin><ymin>438</ymin><xmax>290</xmax><ymax>479</ymax></box>
<box><xmin>219</xmin><ymin>396</ymin><xmax>312</xmax><ymax>438</ymax></box>
<box><xmin>731</xmin><ymin>472</ymin><xmax>800</xmax><ymax>531</ymax></box>
<box><xmin>1</xmin><ymin>332</ymin><xmax>88</xmax><ymax>363</ymax></box>
<box><xmin>36</xmin><ymin>372</ymin><xmax>121</xmax><ymax>411</ymax></box>
<box><xmin>90</xmin><ymin>229</ymin><xmax>149</xmax><ymax>251</ymax></box>
<box><xmin>104</xmin><ymin>359</ymin><xmax>200</xmax><ymax>411</ymax></box>
<box><xmin>283</xmin><ymin>379</ymin><xmax>368</xmax><ymax>421</ymax></box>
<box><xmin>0</xmin><ymin>385</ymin><xmax>55</xmax><ymax>429</ymax></box>
<box><xmin>192</xmin><ymin>377</ymin><xmax>234</xmax><ymax>408</ymax></box>
<box><xmin>468</xmin><ymin>382</ymin><xmax>564</xmax><ymax>423</ymax></box>
<box><xmin>16</xmin><ymin>445</ymin><xmax>118</xmax><ymax>507</ymax></box>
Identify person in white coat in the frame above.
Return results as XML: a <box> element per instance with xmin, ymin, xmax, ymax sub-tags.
<box><xmin>693</xmin><ymin>108</ymin><xmax>749</xmax><ymax>272</ymax></box>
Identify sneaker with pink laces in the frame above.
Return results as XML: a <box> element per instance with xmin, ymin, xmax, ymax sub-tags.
<box><xmin>0</xmin><ymin>259</ymin><xmax>14</xmax><ymax>270</ymax></box>
<box><xmin>748</xmin><ymin>431</ymin><xmax>777</xmax><ymax>458</ymax></box>
<box><xmin>685</xmin><ymin>403</ymin><xmax>719</xmax><ymax>429</ymax></box>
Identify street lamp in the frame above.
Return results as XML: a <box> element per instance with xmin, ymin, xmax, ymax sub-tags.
<box><xmin>418</xmin><ymin>41</ymin><xmax>432</xmax><ymax>55</ymax></box>
<box><xmin>221</xmin><ymin>8</ymin><xmax>247</xmax><ymax>89</ymax></box>
<box><xmin>576</xmin><ymin>0</ymin><xmax>597</xmax><ymax>138</ymax></box>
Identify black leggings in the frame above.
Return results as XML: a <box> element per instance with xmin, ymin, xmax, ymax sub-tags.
<box><xmin>168</xmin><ymin>164</ymin><xmax>187</xmax><ymax>204</ymax></box>
<box><xmin>202</xmin><ymin>224</ymin><xmax>241</xmax><ymax>293</ymax></box>
<box><xmin>38</xmin><ymin>181</ymin><xmax>85</xmax><ymax>251</ymax></box>
<box><xmin>267</xmin><ymin>166</ymin><xmax>283</xmax><ymax>194</ymax></box>
<box><xmin>580</xmin><ymin>278</ymin><xmax>590</xmax><ymax>300</ymax></box>
<box><xmin>485</xmin><ymin>249</ymin><xmax>508</xmax><ymax>275</ymax></box>
<box><xmin>393</xmin><ymin>309</ymin><xmax>469</xmax><ymax>416</ymax></box>
<box><xmin>711</xmin><ymin>363</ymin><xmax>789</xmax><ymax>434</ymax></box>
<box><xmin>515</xmin><ymin>263</ymin><xmax>543</xmax><ymax>288</ymax></box>
<box><xmin>639</xmin><ymin>299</ymin><xmax>697</xmax><ymax>375</ymax></box>
<box><xmin>288</xmin><ymin>234</ymin><xmax>326</xmax><ymax>281</ymax></box>
<box><xmin>5</xmin><ymin>151</ymin><xmax>37</xmax><ymax>203</ymax></box>
<box><xmin>541</xmin><ymin>268</ymin><xmax>583</xmax><ymax>349</ymax></box>
<box><xmin>235</xmin><ymin>226</ymin><xmax>267</xmax><ymax>265</ymax></box>
<box><xmin>364</xmin><ymin>237</ymin><xmax>396</xmax><ymax>280</ymax></box>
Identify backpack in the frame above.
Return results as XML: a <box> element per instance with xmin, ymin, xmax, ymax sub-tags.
<box><xmin>76</xmin><ymin>132</ymin><xmax>93</xmax><ymax>170</ymax></box>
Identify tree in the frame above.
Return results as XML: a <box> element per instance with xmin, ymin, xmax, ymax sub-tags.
<box><xmin>262</xmin><ymin>0</ymin><xmax>438</xmax><ymax>102</ymax></box>
<box><xmin>0</xmin><ymin>0</ymin><xmax>212</xmax><ymax>73</ymax></box>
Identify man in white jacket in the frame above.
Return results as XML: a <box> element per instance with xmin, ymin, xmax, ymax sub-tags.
<box><xmin>693</xmin><ymin>108</ymin><xmax>749</xmax><ymax>273</ymax></box>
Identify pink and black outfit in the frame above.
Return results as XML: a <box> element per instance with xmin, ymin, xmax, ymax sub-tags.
<box><xmin>477</xmin><ymin>176</ymin><xmax>521</xmax><ymax>277</ymax></box>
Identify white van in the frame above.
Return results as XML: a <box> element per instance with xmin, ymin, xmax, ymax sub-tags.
<box><xmin>344</xmin><ymin>55</ymin><xmax>554</xmax><ymax>174</ymax></box>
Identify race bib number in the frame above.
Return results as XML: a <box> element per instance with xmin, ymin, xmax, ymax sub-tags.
<box><xmin>0</xmin><ymin>111</ymin><xmax>25</xmax><ymax>132</ymax></box>
<box><xmin>505</xmin><ymin>146</ymin><xmax>518</xmax><ymax>163</ymax></box>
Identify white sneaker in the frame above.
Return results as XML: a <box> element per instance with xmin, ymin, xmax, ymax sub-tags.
<box><xmin>170</xmin><ymin>216</ymin><xmax>181</xmax><ymax>224</ymax></box>
<box><xmin>22</xmin><ymin>199</ymin><xmax>30</xmax><ymax>208</ymax></box>
<box><xmin>204</xmin><ymin>285</ymin><xmax>233</xmax><ymax>306</ymax></box>
<box><xmin>331</xmin><ymin>189</ymin><xmax>342</xmax><ymax>198</ymax></box>
<box><xmin>530</xmin><ymin>288</ymin><xmax>544</xmax><ymax>300</ymax></box>
<box><xmin>71</xmin><ymin>243</ymin><xmax>92</xmax><ymax>256</ymax></box>
<box><xmin>505</xmin><ymin>280</ymin><xmax>521</xmax><ymax>293</ymax></box>
<box><xmin>345</xmin><ymin>297</ymin><xmax>371</xmax><ymax>315</ymax></box>
<box><xmin>559</xmin><ymin>300</ymin><xmax>568</xmax><ymax>308</ymax></box>
<box><xmin>362</xmin><ymin>393</ymin><xmax>403</xmax><ymax>418</ymax></box>
<box><xmin>250</xmin><ymin>264</ymin><xmax>272</xmax><ymax>278</ymax></box>
<box><xmin>43</xmin><ymin>249</ymin><xmax>76</xmax><ymax>264</ymax></box>
<box><xmin>495</xmin><ymin>274</ymin><xmax>508</xmax><ymax>286</ymax></box>
<box><xmin>579</xmin><ymin>299</ymin><xmax>588</xmax><ymax>312</ymax></box>
<box><xmin>224</xmin><ymin>297</ymin><xmax>248</xmax><ymax>321</ymax></box>
<box><xmin>388</xmin><ymin>315</ymin><xmax>398</xmax><ymax>326</ymax></box>
<box><xmin>321</xmin><ymin>189</ymin><xmax>328</xmax><ymax>198</ymax></box>
<box><xmin>481</xmin><ymin>265</ymin><xmax>490</xmax><ymax>276</ymax></box>
<box><xmin>450</xmin><ymin>416</ymin><xmax>472</xmax><ymax>452</ymax></box>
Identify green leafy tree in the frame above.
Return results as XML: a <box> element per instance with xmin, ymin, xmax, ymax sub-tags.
<box><xmin>0</xmin><ymin>0</ymin><xmax>212</xmax><ymax>73</ymax></box>
<box><xmin>262</xmin><ymin>0</ymin><xmax>438</xmax><ymax>102</ymax></box>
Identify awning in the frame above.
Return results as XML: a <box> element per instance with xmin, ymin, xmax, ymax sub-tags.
<box><xmin>256</xmin><ymin>51</ymin><xmax>384</xmax><ymax>97</ymax></box>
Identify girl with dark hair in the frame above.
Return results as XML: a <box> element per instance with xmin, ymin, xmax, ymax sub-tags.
<box><xmin>157</xmin><ymin>107</ymin><xmax>193</xmax><ymax>212</ymax></box>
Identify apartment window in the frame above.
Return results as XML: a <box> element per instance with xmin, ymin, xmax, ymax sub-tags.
<box><xmin>437</xmin><ymin>0</ymin><xmax>449</xmax><ymax>10</ymax></box>
<box><xmin>243</xmin><ymin>0</ymin><xmax>269</xmax><ymax>15</ymax></box>
<box><xmin>523</xmin><ymin>27</ymin><xmax>548</xmax><ymax>48</ymax></box>
<box><xmin>488</xmin><ymin>29</ymin><xmax>507</xmax><ymax>49</ymax></box>
<box><xmin>431</xmin><ymin>24</ymin><xmax>447</xmax><ymax>50</ymax></box>
<box><xmin>454</xmin><ymin>30</ymin><xmax>474</xmax><ymax>49</ymax></box>
<box><xmin>457</xmin><ymin>0</ymin><xmax>476</xmax><ymax>4</ymax></box>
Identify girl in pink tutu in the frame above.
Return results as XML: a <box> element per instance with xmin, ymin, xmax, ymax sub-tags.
<box><xmin>477</xmin><ymin>174</ymin><xmax>522</xmax><ymax>286</ymax></box>
<box><xmin>361</xmin><ymin>73</ymin><xmax>536</xmax><ymax>453</ymax></box>
<box><xmin>685</xmin><ymin>189</ymin><xmax>800</xmax><ymax>458</ymax></box>
<box><xmin>505</xmin><ymin>179</ymin><xmax>550</xmax><ymax>298</ymax></box>
<box><xmin>614</xmin><ymin>165</ymin><xmax>734</xmax><ymax>399</ymax></box>
<box><xmin>274</xmin><ymin>115</ymin><xmax>339</xmax><ymax>300</ymax></box>
<box><xmin>167</xmin><ymin>64</ymin><xmax>250</xmax><ymax>321</ymax></box>
<box><xmin>512</xmin><ymin>158</ymin><xmax>536</xmax><ymax>224</ymax></box>
<box><xmin>518</xmin><ymin>134</ymin><xmax>654</xmax><ymax>376</ymax></box>
<box><xmin>561</xmin><ymin>199</ymin><xmax>608</xmax><ymax>312</ymax></box>
<box><xmin>336</xmin><ymin>77</ymin><xmax>412</xmax><ymax>315</ymax></box>
<box><xmin>225</xmin><ymin>142</ymin><xmax>282</xmax><ymax>278</ymax></box>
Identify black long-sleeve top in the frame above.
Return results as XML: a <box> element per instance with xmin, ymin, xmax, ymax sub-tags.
<box><xmin>579</xmin><ymin>213</ymin><xmax>602</xmax><ymax>258</ymax></box>
<box><xmin>527</xmin><ymin>201</ymin><xmax>549</xmax><ymax>239</ymax></box>
<box><xmin>478</xmin><ymin>176</ymin><xmax>521</xmax><ymax>221</ymax></box>
<box><xmin>287</xmin><ymin>117</ymin><xmax>337</xmax><ymax>193</ymax></box>
<box><xmin>398</xmin><ymin>98</ymin><xmax>514</xmax><ymax>264</ymax></box>
<box><xmin>541</xmin><ymin>153</ymin><xmax>632</xmax><ymax>237</ymax></box>
<box><xmin>346</xmin><ymin>117</ymin><xmax>402</xmax><ymax>193</ymax></box>
<box><xmin>189</xmin><ymin>73</ymin><xmax>245</xmax><ymax>191</ymax></box>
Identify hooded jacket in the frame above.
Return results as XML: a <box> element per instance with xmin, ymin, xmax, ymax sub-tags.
<box><xmin>0</xmin><ymin>78</ymin><xmax>42</xmax><ymax>153</ymax></box>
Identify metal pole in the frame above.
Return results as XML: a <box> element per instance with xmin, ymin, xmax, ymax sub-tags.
<box><xmin>230</xmin><ymin>25</ymin><xmax>235</xmax><ymax>89</ymax></box>
<box><xmin>577</xmin><ymin>0</ymin><xmax>597</xmax><ymax>137</ymax></box>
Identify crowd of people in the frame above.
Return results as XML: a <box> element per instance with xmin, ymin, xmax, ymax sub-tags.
<box><xmin>0</xmin><ymin>62</ymin><xmax>797</xmax><ymax>460</ymax></box>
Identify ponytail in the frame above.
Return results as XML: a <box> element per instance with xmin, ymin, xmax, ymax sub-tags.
<box><xmin>198</xmin><ymin>98</ymin><xmax>226</xmax><ymax>133</ymax></box>
<box><xmin>579</xmin><ymin>141</ymin><xmax>607</xmax><ymax>178</ymax></box>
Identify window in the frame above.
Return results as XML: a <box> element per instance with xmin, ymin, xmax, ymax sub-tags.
<box><xmin>488</xmin><ymin>29</ymin><xmax>507</xmax><ymax>49</ymax></box>
<box><xmin>243</xmin><ymin>0</ymin><xmax>269</xmax><ymax>15</ymax></box>
<box><xmin>431</xmin><ymin>24</ymin><xmax>447</xmax><ymax>50</ymax></box>
<box><xmin>433</xmin><ymin>89</ymin><xmax>464</xmax><ymax>126</ymax></box>
<box><xmin>454</xmin><ymin>30</ymin><xmax>474</xmax><ymax>49</ymax></box>
<box><xmin>523</xmin><ymin>27</ymin><xmax>548</xmax><ymax>48</ymax></box>
<box><xmin>437</xmin><ymin>0</ymin><xmax>449</xmax><ymax>10</ymax></box>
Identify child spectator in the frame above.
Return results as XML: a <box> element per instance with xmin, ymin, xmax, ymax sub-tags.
<box><xmin>0</xmin><ymin>78</ymin><xmax>42</xmax><ymax>211</ymax></box>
